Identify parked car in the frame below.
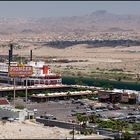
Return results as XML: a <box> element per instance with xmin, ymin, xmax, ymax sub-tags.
<box><xmin>2</xmin><ymin>117</ymin><xmax>9</xmax><ymax>120</ymax></box>
<box><xmin>8</xmin><ymin>118</ymin><xmax>14</xmax><ymax>122</ymax></box>
<box><xmin>33</xmin><ymin>109</ymin><xmax>38</xmax><ymax>114</ymax></box>
<box><xmin>86</xmin><ymin>110</ymin><xmax>96</xmax><ymax>113</ymax></box>
<box><xmin>96</xmin><ymin>109</ymin><xmax>103</xmax><ymax>112</ymax></box>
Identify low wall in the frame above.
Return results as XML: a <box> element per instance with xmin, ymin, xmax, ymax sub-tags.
<box><xmin>0</xmin><ymin>109</ymin><xmax>19</xmax><ymax>119</ymax></box>
<box><xmin>36</xmin><ymin>117</ymin><xmax>83</xmax><ymax>131</ymax></box>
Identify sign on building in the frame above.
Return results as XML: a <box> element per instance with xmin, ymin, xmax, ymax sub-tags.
<box><xmin>121</xmin><ymin>93</ymin><xmax>129</xmax><ymax>103</ymax></box>
<box><xmin>8</xmin><ymin>66</ymin><xmax>33</xmax><ymax>77</ymax></box>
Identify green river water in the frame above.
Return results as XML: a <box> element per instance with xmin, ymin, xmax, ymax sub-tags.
<box><xmin>62</xmin><ymin>76</ymin><xmax>140</xmax><ymax>91</ymax></box>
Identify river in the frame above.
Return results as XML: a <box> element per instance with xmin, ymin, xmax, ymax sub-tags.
<box><xmin>62</xmin><ymin>76</ymin><xmax>140</xmax><ymax>91</ymax></box>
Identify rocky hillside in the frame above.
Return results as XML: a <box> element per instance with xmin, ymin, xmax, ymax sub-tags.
<box><xmin>0</xmin><ymin>10</ymin><xmax>140</xmax><ymax>34</ymax></box>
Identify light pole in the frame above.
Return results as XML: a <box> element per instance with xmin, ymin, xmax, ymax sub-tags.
<box><xmin>72</xmin><ymin>124</ymin><xmax>75</xmax><ymax>140</ymax></box>
<box><xmin>25</xmin><ymin>77</ymin><xmax>28</xmax><ymax>108</ymax></box>
<box><xmin>13</xmin><ymin>77</ymin><xmax>16</xmax><ymax>107</ymax></box>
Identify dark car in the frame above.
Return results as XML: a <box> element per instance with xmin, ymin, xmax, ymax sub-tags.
<box><xmin>128</xmin><ymin>113</ymin><xmax>134</xmax><ymax>115</ymax></box>
<box><xmin>2</xmin><ymin>117</ymin><xmax>9</xmax><ymax>120</ymax></box>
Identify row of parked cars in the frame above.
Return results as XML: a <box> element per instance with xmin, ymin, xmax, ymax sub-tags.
<box><xmin>40</xmin><ymin>114</ymin><xmax>57</xmax><ymax>120</ymax></box>
<box><xmin>70</xmin><ymin>99</ymin><xmax>109</xmax><ymax>116</ymax></box>
<box><xmin>1</xmin><ymin>117</ymin><xmax>19</xmax><ymax>122</ymax></box>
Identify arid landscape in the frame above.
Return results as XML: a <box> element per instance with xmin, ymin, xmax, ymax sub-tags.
<box><xmin>1</xmin><ymin>43</ymin><xmax>140</xmax><ymax>82</ymax></box>
<box><xmin>0</xmin><ymin>120</ymin><xmax>71</xmax><ymax>139</ymax></box>
<box><xmin>1</xmin><ymin>10</ymin><xmax>140</xmax><ymax>82</ymax></box>
<box><xmin>0</xmin><ymin>120</ymin><xmax>112</xmax><ymax>139</ymax></box>
<box><xmin>4</xmin><ymin>44</ymin><xmax>140</xmax><ymax>82</ymax></box>
<box><xmin>0</xmin><ymin>2</ymin><xmax>140</xmax><ymax>139</ymax></box>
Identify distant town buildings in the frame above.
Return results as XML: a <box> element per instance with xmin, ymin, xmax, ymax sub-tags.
<box><xmin>0</xmin><ymin>98</ymin><xmax>34</xmax><ymax>121</ymax></box>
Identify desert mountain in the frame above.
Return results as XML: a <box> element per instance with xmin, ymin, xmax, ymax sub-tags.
<box><xmin>0</xmin><ymin>10</ymin><xmax>140</xmax><ymax>34</ymax></box>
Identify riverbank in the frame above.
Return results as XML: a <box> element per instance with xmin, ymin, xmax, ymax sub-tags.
<box><xmin>62</xmin><ymin>76</ymin><xmax>140</xmax><ymax>91</ymax></box>
<box><xmin>51</xmin><ymin>63</ymin><xmax>140</xmax><ymax>84</ymax></box>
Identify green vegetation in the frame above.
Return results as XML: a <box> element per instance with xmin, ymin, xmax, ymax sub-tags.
<box><xmin>61</xmin><ymin>66</ymin><xmax>138</xmax><ymax>83</ymax></box>
<box><xmin>75</xmin><ymin>78</ymin><xmax>85</xmax><ymax>85</ymax></box>
<box><xmin>76</xmin><ymin>113</ymin><xmax>140</xmax><ymax>139</ymax></box>
<box><xmin>102</xmin><ymin>84</ymin><xmax>114</xmax><ymax>90</ymax></box>
<box><xmin>63</xmin><ymin>75</ymin><xmax>140</xmax><ymax>91</ymax></box>
<box><xmin>81</xmin><ymin>128</ymin><xmax>93</xmax><ymax>135</ymax></box>
<box><xmin>13</xmin><ymin>56</ymin><xmax>27</xmax><ymax>64</ymax></box>
<box><xmin>15</xmin><ymin>104</ymin><xmax>25</xmax><ymax>109</ymax></box>
<box><xmin>0</xmin><ymin>44</ymin><xmax>27</xmax><ymax>55</ymax></box>
<box><xmin>98</xmin><ymin>120</ymin><xmax>128</xmax><ymax>132</ymax></box>
<box><xmin>47</xmin><ymin>39</ymin><xmax>140</xmax><ymax>48</ymax></box>
<box><xmin>132</xmin><ymin>123</ymin><xmax>140</xmax><ymax>140</ymax></box>
<box><xmin>128</xmin><ymin>50</ymin><xmax>140</xmax><ymax>53</ymax></box>
<box><xmin>76</xmin><ymin>114</ymin><xmax>132</xmax><ymax>137</ymax></box>
<box><xmin>122</xmin><ymin>131</ymin><xmax>131</xmax><ymax>140</ymax></box>
<box><xmin>69</xmin><ymin>130</ymin><xmax>74</xmax><ymax>135</ymax></box>
<box><xmin>76</xmin><ymin>113</ymin><xmax>89</xmax><ymax>123</ymax></box>
<box><xmin>5</xmin><ymin>86</ymin><xmax>91</xmax><ymax>98</ymax></box>
<box><xmin>16</xmin><ymin>91</ymin><xmax>26</xmax><ymax>97</ymax></box>
<box><xmin>109</xmin><ymin>68</ymin><xmax>124</xmax><ymax>72</ymax></box>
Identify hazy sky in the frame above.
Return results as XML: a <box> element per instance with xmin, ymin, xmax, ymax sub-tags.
<box><xmin>0</xmin><ymin>1</ymin><xmax>140</xmax><ymax>18</ymax></box>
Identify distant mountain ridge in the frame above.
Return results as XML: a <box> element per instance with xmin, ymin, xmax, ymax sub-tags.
<box><xmin>0</xmin><ymin>10</ymin><xmax>140</xmax><ymax>34</ymax></box>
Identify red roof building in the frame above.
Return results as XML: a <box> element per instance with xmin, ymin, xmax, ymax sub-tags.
<box><xmin>0</xmin><ymin>98</ymin><xmax>10</xmax><ymax>105</ymax></box>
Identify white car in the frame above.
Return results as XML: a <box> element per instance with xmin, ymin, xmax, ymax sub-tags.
<box><xmin>8</xmin><ymin>118</ymin><xmax>14</xmax><ymax>122</ymax></box>
<box><xmin>33</xmin><ymin>109</ymin><xmax>38</xmax><ymax>113</ymax></box>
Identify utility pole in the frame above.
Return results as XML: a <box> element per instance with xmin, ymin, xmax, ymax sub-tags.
<box><xmin>25</xmin><ymin>77</ymin><xmax>28</xmax><ymax>108</ymax></box>
<box><xmin>72</xmin><ymin>124</ymin><xmax>75</xmax><ymax>140</ymax></box>
<box><xmin>13</xmin><ymin>78</ymin><xmax>16</xmax><ymax>107</ymax></box>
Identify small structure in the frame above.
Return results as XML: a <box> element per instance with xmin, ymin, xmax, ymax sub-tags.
<box><xmin>0</xmin><ymin>98</ymin><xmax>11</xmax><ymax>108</ymax></box>
<box><xmin>98</xmin><ymin>89</ymin><xmax>138</xmax><ymax>104</ymax></box>
<box><xmin>121</xmin><ymin>92</ymin><xmax>137</xmax><ymax>104</ymax></box>
<box><xmin>0</xmin><ymin>98</ymin><xmax>34</xmax><ymax>121</ymax></box>
<box><xmin>98</xmin><ymin>90</ymin><xmax>121</xmax><ymax>103</ymax></box>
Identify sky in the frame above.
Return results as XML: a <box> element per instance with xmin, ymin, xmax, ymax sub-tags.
<box><xmin>0</xmin><ymin>1</ymin><xmax>140</xmax><ymax>18</ymax></box>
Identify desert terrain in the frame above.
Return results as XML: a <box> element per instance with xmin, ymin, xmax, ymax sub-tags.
<box><xmin>0</xmin><ymin>120</ymin><xmax>111</xmax><ymax>139</ymax></box>
<box><xmin>1</xmin><ymin>43</ymin><xmax>140</xmax><ymax>82</ymax></box>
<box><xmin>0</xmin><ymin>10</ymin><xmax>140</xmax><ymax>82</ymax></box>
<box><xmin>0</xmin><ymin>120</ymin><xmax>71</xmax><ymax>139</ymax></box>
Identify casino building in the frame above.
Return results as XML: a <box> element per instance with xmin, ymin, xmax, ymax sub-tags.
<box><xmin>0</xmin><ymin>61</ymin><xmax>62</xmax><ymax>86</ymax></box>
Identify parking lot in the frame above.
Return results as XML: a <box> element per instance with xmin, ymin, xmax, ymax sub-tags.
<box><xmin>12</xmin><ymin>97</ymin><xmax>140</xmax><ymax>124</ymax></box>
<box><xmin>18</xmin><ymin>99</ymin><xmax>86</xmax><ymax>122</ymax></box>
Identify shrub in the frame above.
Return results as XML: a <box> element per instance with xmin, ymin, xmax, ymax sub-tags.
<box><xmin>122</xmin><ymin>131</ymin><xmax>131</xmax><ymax>140</ymax></box>
<box><xmin>69</xmin><ymin>130</ymin><xmax>74</xmax><ymax>135</ymax></box>
<box><xmin>15</xmin><ymin>104</ymin><xmax>24</xmax><ymax>109</ymax></box>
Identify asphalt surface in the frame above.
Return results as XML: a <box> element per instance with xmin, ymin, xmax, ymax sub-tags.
<box><xmin>13</xmin><ymin>98</ymin><xmax>86</xmax><ymax>122</ymax></box>
<box><xmin>12</xmin><ymin>98</ymin><xmax>140</xmax><ymax>123</ymax></box>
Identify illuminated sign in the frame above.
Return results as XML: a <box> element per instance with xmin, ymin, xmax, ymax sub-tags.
<box><xmin>8</xmin><ymin>66</ymin><xmax>33</xmax><ymax>77</ymax></box>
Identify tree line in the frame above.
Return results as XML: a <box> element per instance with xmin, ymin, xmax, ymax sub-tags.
<box><xmin>44</xmin><ymin>39</ymin><xmax>140</xmax><ymax>48</ymax></box>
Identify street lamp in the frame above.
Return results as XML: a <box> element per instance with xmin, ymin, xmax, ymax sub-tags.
<box><xmin>72</xmin><ymin>124</ymin><xmax>75</xmax><ymax>140</ymax></box>
<box><xmin>25</xmin><ymin>77</ymin><xmax>28</xmax><ymax>108</ymax></box>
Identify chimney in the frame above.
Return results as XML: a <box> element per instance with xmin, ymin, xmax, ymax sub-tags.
<box><xmin>10</xmin><ymin>44</ymin><xmax>13</xmax><ymax>62</ymax></box>
<box><xmin>30</xmin><ymin>50</ymin><xmax>32</xmax><ymax>61</ymax></box>
<box><xmin>8</xmin><ymin>49</ymin><xmax>11</xmax><ymax>66</ymax></box>
<box><xmin>8</xmin><ymin>44</ymin><xmax>13</xmax><ymax>66</ymax></box>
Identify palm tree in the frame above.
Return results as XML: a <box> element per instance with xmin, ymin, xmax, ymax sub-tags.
<box><xmin>132</xmin><ymin>124</ymin><xmax>140</xmax><ymax>140</ymax></box>
<box><xmin>76</xmin><ymin>113</ymin><xmax>83</xmax><ymax>123</ymax></box>
<box><xmin>89</xmin><ymin>114</ymin><xmax>97</xmax><ymax>123</ymax></box>
<box><xmin>122</xmin><ymin>131</ymin><xmax>131</xmax><ymax>140</ymax></box>
<box><xmin>82</xmin><ymin>115</ymin><xmax>89</xmax><ymax>124</ymax></box>
<box><xmin>76</xmin><ymin>114</ymin><xmax>89</xmax><ymax>124</ymax></box>
<box><xmin>76</xmin><ymin>114</ymin><xmax>89</xmax><ymax>134</ymax></box>
<box><xmin>114</xmin><ymin>120</ymin><xmax>128</xmax><ymax>139</ymax></box>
